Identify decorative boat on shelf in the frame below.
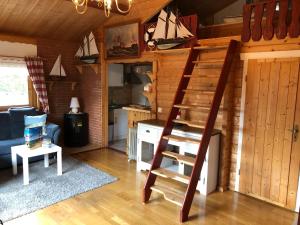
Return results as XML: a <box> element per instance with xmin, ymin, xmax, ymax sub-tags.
<box><xmin>75</xmin><ymin>32</ymin><xmax>99</xmax><ymax>64</ymax></box>
<box><xmin>49</xmin><ymin>54</ymin><xmax>66</xmax><ymax>80</ymax></box>
<box><xmin>145</xmin><ymin>9</ymin><xmax>194</xmax><ymax>50</ymax></box>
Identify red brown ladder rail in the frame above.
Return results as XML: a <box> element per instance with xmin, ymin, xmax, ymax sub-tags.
<box><xmin>142</xmin><ymin>40</ymin><xmax>239</xmax><ymax>222</ymax></box>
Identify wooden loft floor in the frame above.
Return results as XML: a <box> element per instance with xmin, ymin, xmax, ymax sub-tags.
<box><xmin>6</xmin><ymin>149</ymin><xmax>298</xmax><ymax>225</ymax></box>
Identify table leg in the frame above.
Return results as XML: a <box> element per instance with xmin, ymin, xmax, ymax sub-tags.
<box><xmin>44</xmin><ymin>154</ymin><xmax>49</xmax><ymax>168</ymax></box>
<box><xmin>12</xmin><ymin>150</ymin><xmax>17</xmax><ymax>175</ymax></box>
<box><xmin>23</xmin><ymin>157</ymin><xmax>29</xmax><ymax>185</ymax></box>
<box><xmin>57</xmin><ymin>150</ymin><xmax>62</xmax><ymax>176</ymax></box>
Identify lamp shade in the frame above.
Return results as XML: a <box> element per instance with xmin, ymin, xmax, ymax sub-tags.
<box><xmin>70</xmin><ymin>97</ymin><xmax>80</xmax><ymax>108</ymax></box>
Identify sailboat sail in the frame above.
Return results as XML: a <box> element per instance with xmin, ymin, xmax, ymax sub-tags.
<box><xmin>75</xmin><ymin>46</ymin><xmax>83</xmax><ymax>57</ymax></box>
<box><xmin>176</xmin><ymin>21</ymin><xmax>194</xmax><ymax>38</ymax></box>
<box><xmin>50</xmin><ymin>55</ymin><xmax>66</xmax><ymax>77</ymax></box>
<box><xmin>167</xmin><ymin>12</ymin><xmax>176</xmax><ymax>39</ymax></box>
<box><xmin>83</xmin><ymin>36</ymin><xmax>89</xmax><ymax>56</ymax></box>
<box><xmin>89</xmin><ymin>32</ymin><xmax>99</xmax><ymax>55</ymax></box>
<box><xmin>152</xmin><ymin>10</ymin><xmax>168</xmax><ymax>40</ymax></box>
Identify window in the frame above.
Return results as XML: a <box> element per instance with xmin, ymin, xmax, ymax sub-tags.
<box><xmin>0</xmin><ymin>65</ymin><xmax>29</xmax><ymax>107</ymax></box>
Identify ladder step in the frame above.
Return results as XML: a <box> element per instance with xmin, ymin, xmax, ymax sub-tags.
<box><xmin>174</xmin><ymin>104</ymin><xmax>210</xmax><ymax>111</ymax></box>
<box><xmin>192</xmin><ymin>59</ymin><xmax>224</xmax><ymax>64</ymax></box>
<box><xmin>150</xmin><ymin>185</ymin><xmax>184</xmax><ymax>207</ymax></box>
<box><xmin>194</xmin><ymin>45</ymin><xmax>228</xmax><ymax>50</ymax></box>
<box><xmin>162</xmin><ymin>151</ymin><xmax>195</xmax><ymax>166</ymax></box>
<box><xmin>151</xmin><ymin>168</ymin><xmax>190</xmax><ymax>184</ymax></box>
<box><xmin>183</xmin><ymin>74</ymin><xmax>220</xmax><ymax>78</ymax></box>
<box><xmin>173</xmin><ymin>119</ymin><xmax>205</xmax><ymax>129</ymax></box>
<box><xmin>182</xmin><ymin>89</ymin><xmax>215</xmax><ymax>94</ymax></box>
<box><xmin>174</xmin><ymin>104</ymin><xmax>223</xmax><ymax>112</ymax></box>
<box><xmin>163</xmin><ymin>134</ymin><xmax>201</xmax><ymax>144</ymax></box>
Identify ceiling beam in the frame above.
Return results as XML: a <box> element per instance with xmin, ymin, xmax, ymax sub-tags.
<box><xmin>66</xmin><ymin>0</ymin><xmax>129</xmax><ymax>15</ymax></box>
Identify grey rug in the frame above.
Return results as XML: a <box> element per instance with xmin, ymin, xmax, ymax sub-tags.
<box><xmin>0</xmin><ymin>157</ymin><xmax>117</xmax><ymax>222</ymax></box>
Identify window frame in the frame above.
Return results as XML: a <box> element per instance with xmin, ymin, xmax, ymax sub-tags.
<box><xmin>0</xmin><ymin>66</ymin><xmax>33</xmax><ymax>111</ymax></box>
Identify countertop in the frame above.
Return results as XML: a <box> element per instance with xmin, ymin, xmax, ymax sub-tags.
<box><xmin>137</xmin><ymin>119</ymin><xmax>221</xmax><ymax>136</ymax></box>
<box><xmin>122</xmin><ymin>106</ymin><xmax>152</xmax><ymax>114</ymax></box>
<box><xmin>109</xmin><ymin>104</ymin><xmax>127</xmax><ymax>111</ymax></box>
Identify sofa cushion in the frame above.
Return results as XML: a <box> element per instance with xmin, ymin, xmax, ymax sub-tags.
<box><xmin>45</xmin><ymin>123</ymin><xmax>60</xmax><ymax>138</ymax></box>
<box><xmin>0</xmin><ymin>112</ymin><xmax>11</xmax><ymax>140</ymax></box>
<box><xmin>9</xmin><ymin>107</ymin><xmax>37</xmax><ymax>139</ymax></box>
<box><xmin>0</xmin><ymin>138</ymin><xmax>25</xmax><ymax>156</ymax></box>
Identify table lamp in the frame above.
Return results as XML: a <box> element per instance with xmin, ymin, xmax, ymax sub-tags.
<box><xmin>70</xmin><ymin>97</ymin><xmax>80</xmax><ymax>113</ymax></box>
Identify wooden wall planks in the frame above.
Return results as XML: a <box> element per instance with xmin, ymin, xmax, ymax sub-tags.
<box><xmin>287</xmin><ymin>66</ymin><xmax>300</xmax><ymax>209</ymax></box>
<box><xmin>239</xmin><ymin>58</ymin><xmax>300</xmax><ymax>209</ymax></box>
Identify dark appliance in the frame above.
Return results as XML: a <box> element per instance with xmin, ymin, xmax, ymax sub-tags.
<box><xmin>64</xmin><ymin>113</ymin><xmax>88</xmax><ymax>147</ymax></box>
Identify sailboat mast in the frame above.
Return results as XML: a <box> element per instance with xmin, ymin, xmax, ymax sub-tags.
<box><xmin>165</xmin><ymin>10</ymin><xmax>170</xmax><ymax>40</ymax></box>
<box><xmin>88</xmin><ymin>37</ymin><xmax>90</xmax><ymax>56</ymax></box>
<box><xmin>59</xmin><ymin>55</ymin><xmax>61</xmax><ymax>77</ymax></box>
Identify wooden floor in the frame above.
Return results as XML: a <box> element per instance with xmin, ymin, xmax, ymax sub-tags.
<box><xmin>6</xmin><ymin>149</ymin><xmax>298</xmax><ymax>225</ymax></box>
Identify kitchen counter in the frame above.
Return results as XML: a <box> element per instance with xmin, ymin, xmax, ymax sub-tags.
<box><xmin>109</xmin><ymin>104</ymin><xmax>127</xmax><ymax>111</ymax></box>
<box><xmin>122</xmin><ymin>106</ymin><xmax>152</xmax><ymax>114</ymax></box>
<box><xmin>122</xmin><ymin>106</ymin><xmax>156</xmax><ymax>128</ymax></box>
<box><xmin>137</xmin><ymin>119</ymin><xmax>221</xmax><ymax>136</ymax></box>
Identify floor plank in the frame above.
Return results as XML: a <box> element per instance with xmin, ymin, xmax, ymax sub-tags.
<box><xmin>5</xmin><ymin>149</ymin><xmax>298</xmax><ymax>225</ymax></box>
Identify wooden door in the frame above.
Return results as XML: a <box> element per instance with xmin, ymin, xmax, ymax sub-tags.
<box><xmin>239</xmin><ymin>58</ymin><xmax>300</xmax><ymax>209</ymax></box>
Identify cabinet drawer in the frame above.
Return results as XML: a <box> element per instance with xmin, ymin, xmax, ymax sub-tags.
<box><xmin>138</xmin><ymin>126</ymin><xmax>159</xmax><ymax>140</ymax></box>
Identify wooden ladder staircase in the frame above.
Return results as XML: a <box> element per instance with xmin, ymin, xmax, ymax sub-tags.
<box><xmin>142</xmin><ymin>40</ymin><xmax>239</xmax><ymax>222</ymax></box>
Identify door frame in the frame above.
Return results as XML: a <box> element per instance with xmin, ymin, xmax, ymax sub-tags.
<box><xmin>102</xmin><ymin>56</ymin><xmax>157</xmax><ymax>147</ymax></box>
<box><xmin>235</xmin><ymin>50</ymin><xmax>300</xmax><ymax>211</ymax></box>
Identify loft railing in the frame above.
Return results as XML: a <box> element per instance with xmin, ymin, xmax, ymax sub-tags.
<box><xmin>242</xmin><ymin>0</ymin><xmax>300</xmax><ymax>42</ymax></box>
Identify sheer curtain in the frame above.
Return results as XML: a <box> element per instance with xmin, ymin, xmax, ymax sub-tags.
<box><xmin>0</xmin><ymin>56</ymin><xmax>39</xmax><ymax>109</ymax></box>
<box><xmin>24</xmin><ymin>57</ymin><xmax>49</xmax><ymax>113</ymax></box>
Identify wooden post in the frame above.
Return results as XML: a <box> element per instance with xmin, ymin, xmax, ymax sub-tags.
<box><xmin>263</xmin><ymin>1</ymin><xmax>276</xmax><ymax>40</ymax></box>
<box><xmin>289</xmin><ymin>0</ymin><xmax>300</xmax><ymax>38</ymax></box>
<box><xmin>276</xmin><ymin>0</ymin><xmax>289</xmax><ymax>39</ymax></box>
<box><xmin>241</xmin><ymin>4</ymin><xmax>253</xmax><ymax>42</ymax></box>
<box><xmin>252</xmin><ymin>3</ymin><xmax>264</xmax><ymax>41</ymax></box>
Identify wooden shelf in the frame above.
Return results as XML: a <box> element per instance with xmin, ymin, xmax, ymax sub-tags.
<box><xmin>75</xmin><ymin>63</ymin><xmax>100</xmax><ymax>74</ymax></box>
<box><xmin>46</xmin><ymin>80</ymin><xmax>78</xmax><ymax>91</ymax></box>
<box><xmin>152</xmin><ymin>48</ymin><xmax>191</xmax><ymax>54</ymax></box>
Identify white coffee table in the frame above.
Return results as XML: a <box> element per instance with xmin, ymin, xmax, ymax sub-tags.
<box><xmin>11</xmin><ymin>144</ymin><xmax>62</xmax><ymax>185</ymax></box>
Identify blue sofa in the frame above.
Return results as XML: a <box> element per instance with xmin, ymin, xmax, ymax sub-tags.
<box><xmin>0</xmin><ymin>107</ymin><xmax>61</xmax><ymax>169</ymax></box>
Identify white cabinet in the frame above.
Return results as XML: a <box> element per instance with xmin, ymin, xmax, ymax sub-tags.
<box><xmin>137</xmin><ymin>121</ymin><xmax>220</xmax><ymax>196</ymax></box>
<box><xmin>109</xmin><ymin>64</ymin><xmax>124</xmax><ymax>87</ymax></box>
<box><xmin>113</xmin><ymin>108</ymin><xmax>128</xmax><ymax>140</ymax></box>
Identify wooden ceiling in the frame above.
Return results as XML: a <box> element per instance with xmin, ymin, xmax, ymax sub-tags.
<box><xmin>0</xmin><ymin>0</ymin><xmax>109</xmax><ymax>41</ymax></box>
<box><xmin>0</xmin><ymin>0</ymin><xmax>239</xmax><ymax>41</ymax></box>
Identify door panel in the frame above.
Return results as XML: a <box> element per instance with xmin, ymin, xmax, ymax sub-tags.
<box><xmin>287</xmin><ymin>63</ymin><xmax>300</xmax><ymax>209</ymax></box>
<box><xmin>240</xmin><ymin>58</ymin><xmax>300</xmax><ymax>209</ymax></box>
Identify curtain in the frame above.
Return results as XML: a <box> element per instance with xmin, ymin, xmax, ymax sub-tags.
<box><xmin>24</xmin><ymin>57</ymin><xmax>49</xmax><ymax>113</ymax></box>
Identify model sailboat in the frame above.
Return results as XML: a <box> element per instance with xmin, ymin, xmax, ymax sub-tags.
<box><xmin>151</xmin><ymin>10</ymin><xmax>194</xmax><ymax>50</ymax></box>
<box><xmin>50</xmin><ymin>54</ymin><xmax>66</xmax><ymax>78</ymax></box>
<box><xmin>76</xmin><ymin>32</ymin><xmax>99</xmax><ymax>64</ymax></box>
